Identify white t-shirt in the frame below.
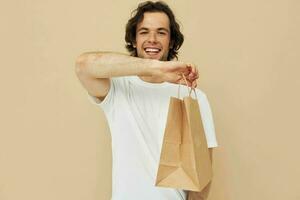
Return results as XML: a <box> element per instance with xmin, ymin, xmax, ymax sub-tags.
<box><xmin>88</xmin><ymin>75</ymin><xmax>218</xmax><ymax>200</ymax></box>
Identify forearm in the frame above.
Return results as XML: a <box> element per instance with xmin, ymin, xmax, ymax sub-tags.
<box><xmin>75</xmin><ymin>51</ymin><xmax>160</xmax><ymax>78</ymax></box>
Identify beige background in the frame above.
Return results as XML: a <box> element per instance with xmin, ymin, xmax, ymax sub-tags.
<box><xmin>1</xmin><ymin>0</ymin><xmax>299</xmax><ymax>199</ymax></box>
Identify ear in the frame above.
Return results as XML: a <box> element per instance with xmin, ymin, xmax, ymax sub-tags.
<box><xmin>132</xmin><ymin>42</ymin><xmax>136</xmax><ymax>48</ymax></box>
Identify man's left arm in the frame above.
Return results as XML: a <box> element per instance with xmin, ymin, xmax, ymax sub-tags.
<box><xmin>186</xmin><ymin>148</ymin><xmax>214</xmax><ymax>200</ymax></box>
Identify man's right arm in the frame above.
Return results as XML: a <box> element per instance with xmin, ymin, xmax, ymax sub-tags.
<box><xmin>74</xmin><ymin>51</ymin><xmax>197</xmax><ymax>101</ymax></box>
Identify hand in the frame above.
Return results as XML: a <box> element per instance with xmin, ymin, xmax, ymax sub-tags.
<box><xmin>186</xmin><ymin>63</ymin><xmax>199</xmax><ymax>89</ymax></box>
<box><xmin>153</xmin><ymin>61</ymin><xmax>199</xmax><ymax>88</ymax></box>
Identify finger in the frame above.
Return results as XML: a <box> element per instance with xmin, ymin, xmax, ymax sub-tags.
<box><xmin>186</xmin><ymin>63</ymin><xmax>193</xmax><ymax>70</ymax></box>
<box><xmin>177</xmin><ymin>74</ymin><xmax>188</xmax><ymax>86</ymax></box>
<box><xmin>194</xmin><ymin>71</ymin><xmax>199</xmax><ymax>79</ymax></box>
<box><xmin>182</xmin><ymin>76</ymin><xmax>193</xmax><ymax>87</ymax></box>
<box><xmin>181</xmin><ymin>75</ymin><xmax>192</xmax><ymax>87</ymax></box>
<box><xmin>178</xmin><ymin>72</ymin><xmax>189</xmax><ymax>82</ymax></box>
<box><xmin>183</xmin><ymin>69</ymin><xmax>190</xmax><ymax>76</ymax></box>
<box><xmin>186</xmin><ymin>65</ymin><xmax>192</xmax><ymax>74</ymax></box>
<box><xmin>187</xmin><ymin>65</ymin><xmax>195</xmax><ymax>78</ymax></box>
<box><xmin>180</xmin><ymin>79</ymin><xmax>191</xmax><ymax>87</ymax></box>
<box><xmin>184</xmin><ymin>74</ymin><xmax>193</xmax><ymax>84</ymax></box>
<box><xmin>192</xmin><ymin>80</ymin><xmax>197</xmax><ymax>89</ymax></box>
<box><xmin>191</xmin><ymin>66</ymin><xmax>199</xmax><ymax>80</ymax></box>
<box><xmin>192</xmin><ymin>65</ymin><xmax>198</xmax><ymax>77</ymax></box>
<box><xmin>184</xmin><ymin>63</ymin><xmax>198</xmax><ymax>81</ymax></box>
<box><xmin>192</xmin><ymin>64</ymin><xmax>196</xmax><ymax>74</ymax></box>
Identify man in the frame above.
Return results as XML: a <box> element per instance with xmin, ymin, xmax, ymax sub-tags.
<box><xmin>75</xmin><ymin>1</ymin><xmax>218</xmax><ymax>200</ymax></box>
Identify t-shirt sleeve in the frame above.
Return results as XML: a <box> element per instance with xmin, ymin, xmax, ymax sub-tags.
<box><xmin>86</xmin><ymin>78</ymin><xmax>116</xmax><ymax>114</ymax></box>
<box><xmin>198</xmin><ymin>93</ymin><xmax>219</xmax><ymax>148</ymax></box>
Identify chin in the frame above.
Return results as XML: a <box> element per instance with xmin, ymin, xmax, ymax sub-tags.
<box><xmin>143</xmin><ymin>55</ymin><xmax>161</xmax><ymax>60</ymax></box>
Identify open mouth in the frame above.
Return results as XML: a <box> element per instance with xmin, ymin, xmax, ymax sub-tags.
<box><xmin>144</xmin><ymin>47</ymin><xmax>161</xmax><ymax>55</ymax></box>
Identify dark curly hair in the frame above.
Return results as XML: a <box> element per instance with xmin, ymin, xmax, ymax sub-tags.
<box><xmin>125</xmin><ymin>1</ymin><xmax>184</xmax><ymax>61</ymax></box>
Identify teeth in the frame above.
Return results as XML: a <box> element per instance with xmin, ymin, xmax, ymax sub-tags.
<box><xmin>145</xmin><ymin>48</ymin><xmax>160</xmax><ymax>52</ymax></box>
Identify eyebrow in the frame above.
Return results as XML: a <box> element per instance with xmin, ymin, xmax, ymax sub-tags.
<box><xmin>137</xmin><ymin>27</ymin><xmax>170</xmax><ymax>32</ymax></box>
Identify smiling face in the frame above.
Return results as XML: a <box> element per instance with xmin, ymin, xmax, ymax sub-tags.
<box><xmin>135</xmin><ymin>12</ymin><xmax>172</xmax><ymax>61</ymax></box>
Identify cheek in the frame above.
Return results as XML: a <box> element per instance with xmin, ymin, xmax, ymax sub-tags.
<box><xmin>136</xmin><ymin>35</ymin><xmax>146</xmax><ymax>43</ymax></box>
<box><xmin>163</xmin><ymin>41</ymin><xmax>171</xmax><ymax>51</ymax></box>
<box><xmin>160</xmin><ymin>36</ymin><xmax>171</xmax><ymax>47</ymax></box>
<box><xmin>135</xmin><ymin>40</ymin><xmax>144</xmax><ymax>54</ymax></box>
<box><xmin>136</xmin><ymin>38</ymin><xmax>145</xmax><ymax>49</ymax></box>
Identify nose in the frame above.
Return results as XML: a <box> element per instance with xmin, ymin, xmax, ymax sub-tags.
<box><xmin>147</xmin><ymin>32</ymin><xmax>157</xmax><ymax>43</ymax></box>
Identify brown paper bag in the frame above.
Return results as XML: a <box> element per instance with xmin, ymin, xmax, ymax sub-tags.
<box><xmin>155</xmin><ymin>76</ymin><xmax>212</xmax><ymax>192</ymax></box>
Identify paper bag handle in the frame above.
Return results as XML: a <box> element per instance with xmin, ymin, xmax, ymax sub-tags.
<box><xmin>177</xmin><ymin>73</ymin><xmax>198</xmax><ymax>100</ymax></box>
